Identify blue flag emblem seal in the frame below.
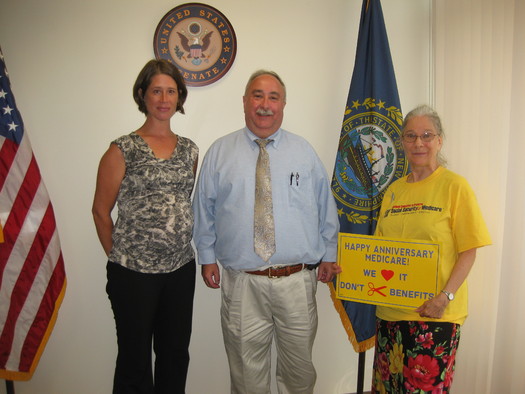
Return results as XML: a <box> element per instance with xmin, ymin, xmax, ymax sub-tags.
<box><xmin>332</xmin><ymin>100</ymin><xmax>407</xmax><ymax>229</ymax></box>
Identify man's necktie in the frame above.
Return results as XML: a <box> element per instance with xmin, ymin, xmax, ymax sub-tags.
<box><xmin>254</xmin><ymin>139</ymin><xmax>276</xmax><ymax>262</ymax></box>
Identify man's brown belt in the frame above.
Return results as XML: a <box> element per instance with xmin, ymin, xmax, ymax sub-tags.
<box><xmin>245</xmin><ymin>263</ymin><xmax>311</xmax><ymax>278</ymax></box>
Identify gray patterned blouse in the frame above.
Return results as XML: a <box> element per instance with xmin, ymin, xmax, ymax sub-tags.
<box><xmin>108</xmin><ymin>132</ymin><xmax>198</xmax><ymax>274</ymax></box>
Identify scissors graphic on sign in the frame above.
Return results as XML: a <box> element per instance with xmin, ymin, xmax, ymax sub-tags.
<box><xmin>368</xmin><ymin>282</ymin><xmax>387</xmax><ymax>297</ymax></box>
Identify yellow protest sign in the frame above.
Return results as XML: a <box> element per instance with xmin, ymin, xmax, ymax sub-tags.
<box><xmin>336</xmin><ymin>233</ymin><xmax>441</xmax><ymax>309</ymax></box>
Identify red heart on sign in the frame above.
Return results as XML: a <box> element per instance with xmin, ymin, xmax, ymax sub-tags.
<box><xmin>381</xmin><ymin>270</ymin><xmax>394</xmax><ymax>281</ymax></box>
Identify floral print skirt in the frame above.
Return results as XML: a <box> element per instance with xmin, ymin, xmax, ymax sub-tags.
<box><xmin>372</xmin><ymin>318</ymin><xmax>461</xmax><ymax>393</ymax></box>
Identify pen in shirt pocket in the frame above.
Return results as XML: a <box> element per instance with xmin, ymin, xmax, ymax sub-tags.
<box><xmin>289</xmin><ymin>172</ymin><xmax>299</xmax><ymax>186</ymax></box>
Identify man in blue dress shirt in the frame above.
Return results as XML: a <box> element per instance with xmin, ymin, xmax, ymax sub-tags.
<box><xmin>193</xmin><ymin>70</ymin><xmax>340</xmax><ymax>394</ymax></box>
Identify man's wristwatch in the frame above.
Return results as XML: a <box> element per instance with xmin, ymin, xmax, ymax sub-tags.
<box><xmin>441</xmin><ymin>290</ymin><xmax>454</xmax><ymax>301</ymax></box>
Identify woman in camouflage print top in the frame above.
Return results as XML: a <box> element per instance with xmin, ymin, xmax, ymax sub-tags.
<box><xmin>92</xmin><ymin>59</ymin><xmax>198</xmax><ymax>394</ymax></box>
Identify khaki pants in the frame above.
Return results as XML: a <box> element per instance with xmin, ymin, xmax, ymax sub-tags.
<box><xmin>220</xmin><ymin>267</ymin><xmax>318</xmax><ymax>394</ymax></box>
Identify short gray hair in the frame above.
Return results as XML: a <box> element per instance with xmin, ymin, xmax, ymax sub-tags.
<box><xmin>244</xmin><ymin>70</ymin><xmax>286</xmax><ymax>102</ymax></box>
<box><xmin>402</xmin><ymin>105</ymin><xmax>444</xmax><ymax>136</ymax></box>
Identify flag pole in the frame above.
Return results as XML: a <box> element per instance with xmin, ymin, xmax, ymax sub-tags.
<box><xmin>357</xmin><ymin>352</ymin><xmax>365</xmax><ymax>393</ymax></box>
<box><xmin>6</xmin><ymin>380</ymin><xmax>15</xmax><ymax>394</ymax></box>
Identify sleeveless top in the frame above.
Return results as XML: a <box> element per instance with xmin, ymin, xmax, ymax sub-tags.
<box><xmin>108</xmin><ymin>132</ymin><xmax>198</xmax><ymax>274</ymax></box>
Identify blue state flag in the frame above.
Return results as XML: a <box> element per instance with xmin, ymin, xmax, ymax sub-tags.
<box><xmin>330</xmin><ymin>0</ymin><xmax>408</xmax><ymax>352</ymax></box>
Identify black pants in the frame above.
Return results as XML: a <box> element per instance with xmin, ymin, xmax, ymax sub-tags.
<box><xmin>106</xmin><ymin>260</ymin><xmax>196</xmax><ymax>394</ymax></box>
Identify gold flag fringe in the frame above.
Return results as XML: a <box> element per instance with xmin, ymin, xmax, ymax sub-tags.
<box><xmin>327</xmin><ymin>281</ymin><xmax>376</xmax><ymax>353</ymax></box>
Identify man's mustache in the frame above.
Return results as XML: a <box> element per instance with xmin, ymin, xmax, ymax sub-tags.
<box><xmin>256</xmin><ymin>108</ymin><xmax>274</xmax><ymax>116</ymax></box>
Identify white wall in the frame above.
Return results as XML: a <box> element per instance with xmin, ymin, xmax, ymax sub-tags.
<box><xmin>0</xmin><ymin>1</ymin><xmax>432</xmax><ymax>393</ymax></box>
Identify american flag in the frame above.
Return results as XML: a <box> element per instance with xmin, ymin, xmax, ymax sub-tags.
<box><xmin>0</xmin><ymin>48</ymin><xmax>66</xmax><ymax>381</ymax></box>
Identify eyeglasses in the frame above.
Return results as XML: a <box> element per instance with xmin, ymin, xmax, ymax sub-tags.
<box><xmin>402</xmin><ymin>131</ymin><xmax>438</xmax><ymax>143</ymax></box>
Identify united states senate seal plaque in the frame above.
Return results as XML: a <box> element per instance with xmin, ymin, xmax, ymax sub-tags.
<box><xmin>154</xmin><ymin>3</ymin><xmax>237</xmax><ymax>87</ymax></box>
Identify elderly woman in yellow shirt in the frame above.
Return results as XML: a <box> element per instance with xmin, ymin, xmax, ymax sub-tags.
<box><xmin>372</xmin><ymin>105</ymin><xmax>491</xmax><ymax>393</ymax></box>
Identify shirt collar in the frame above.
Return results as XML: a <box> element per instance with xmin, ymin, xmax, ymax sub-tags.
<box><xmin>244</xmin><ymin>127</ymin><xmax>283</xmax><ymax>150</ymax></box>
